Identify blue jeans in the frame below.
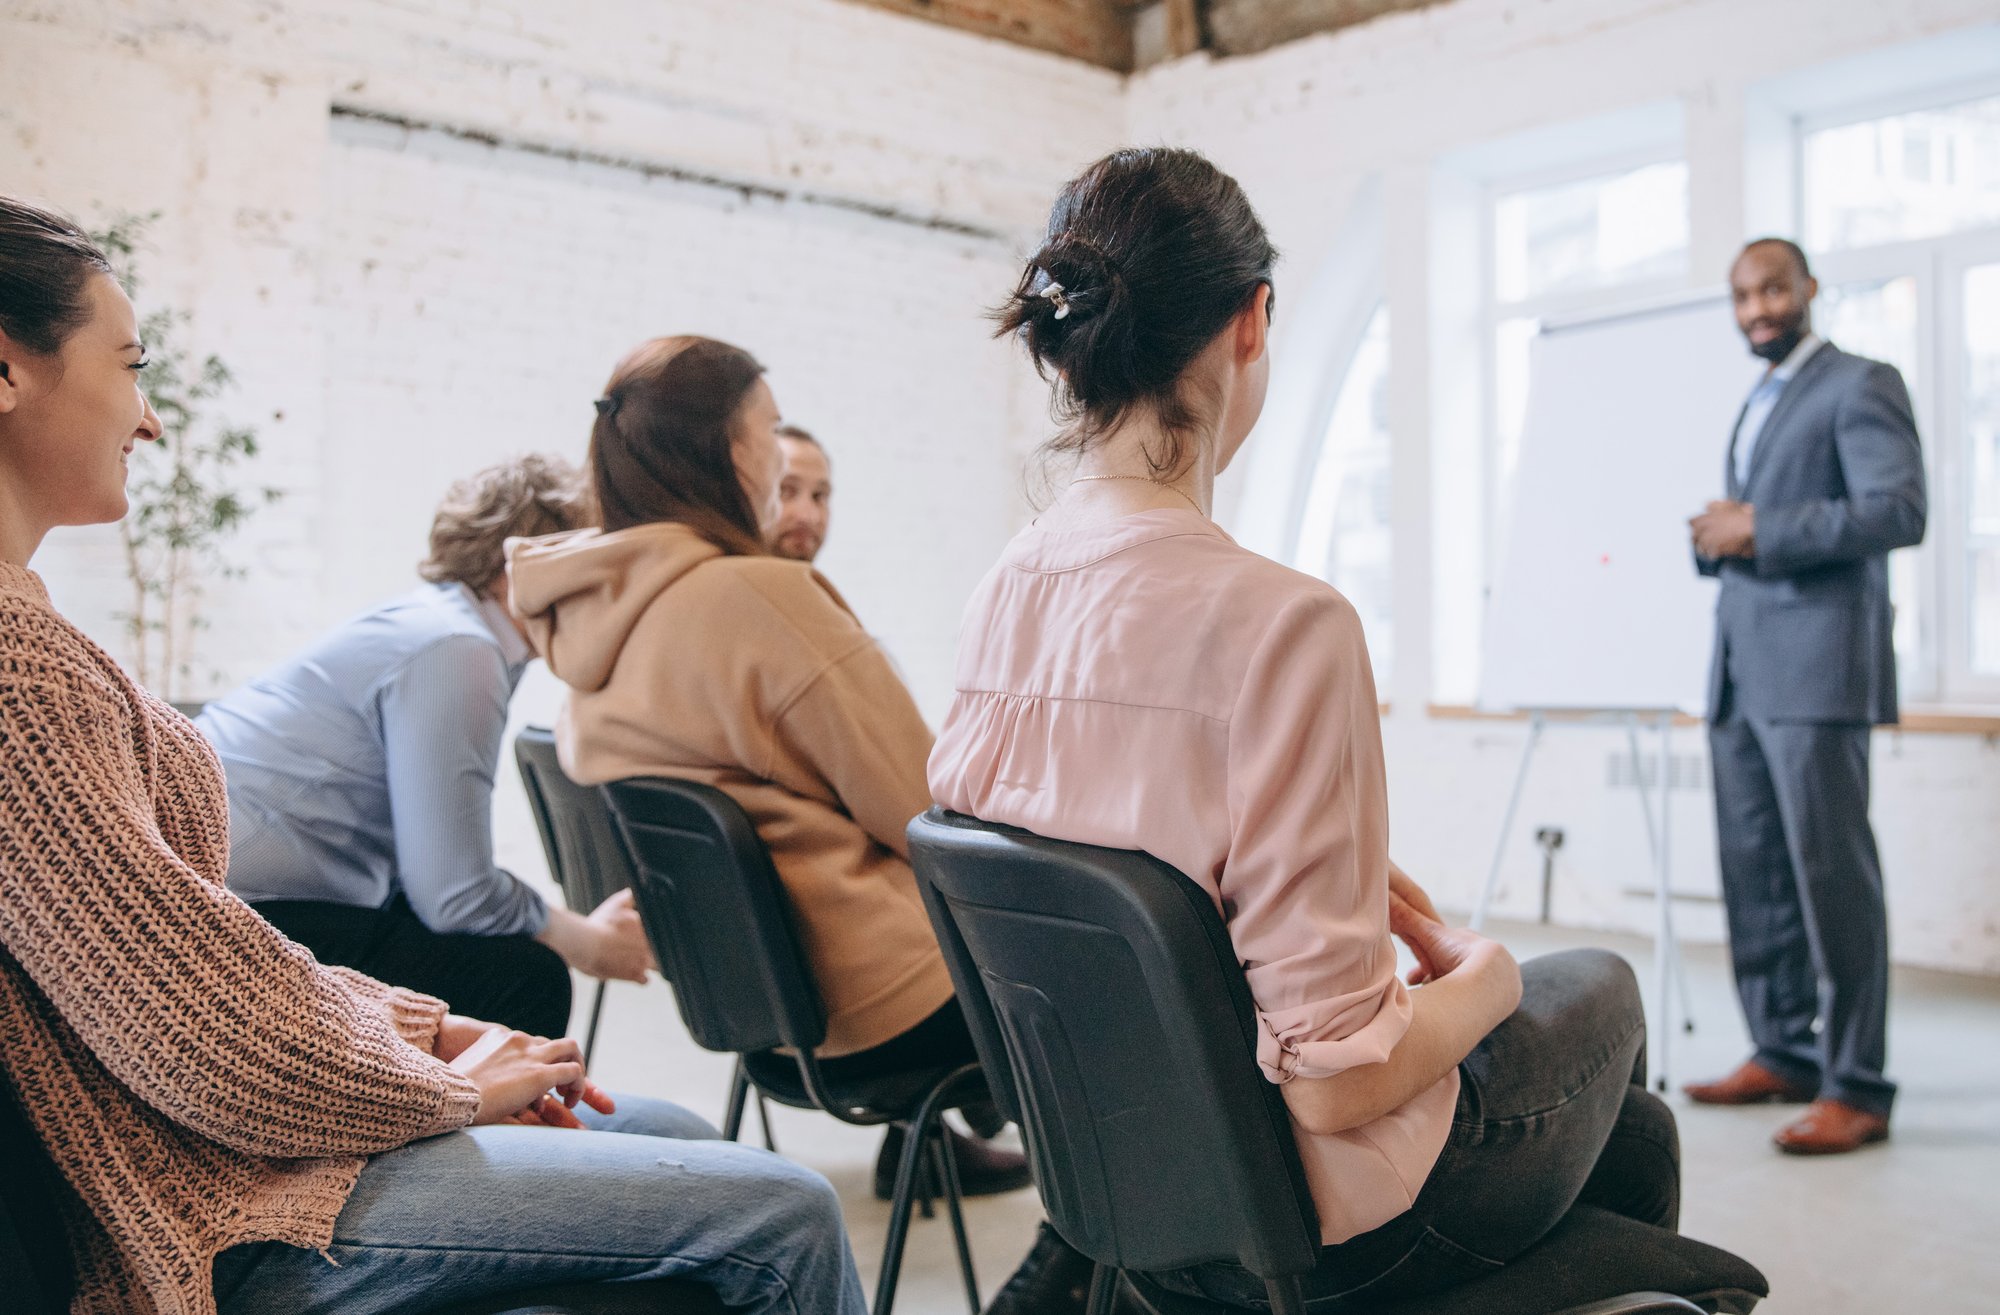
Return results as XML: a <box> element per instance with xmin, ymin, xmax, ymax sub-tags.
<box><xmin>213</xmin><ymin>1096</ymin><xmax>867</xmax><ymax>1315</ymax></box>
<box><xmin>1157</xmin><ymin>949</ymin><xmax>1678</xmax><ymax>1310</ymax></box>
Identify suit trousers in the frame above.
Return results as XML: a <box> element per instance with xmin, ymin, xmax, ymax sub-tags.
<box><xmin>1707</xmin><ymin>712</ymin><xmax>1895</xmax><ymax>1115</ymax></box>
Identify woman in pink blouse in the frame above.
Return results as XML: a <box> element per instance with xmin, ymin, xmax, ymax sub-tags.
<box><xmin>929</xmin><ymin>149</ymin><xmax>1682</xmax><ymax>1310</ymax></box>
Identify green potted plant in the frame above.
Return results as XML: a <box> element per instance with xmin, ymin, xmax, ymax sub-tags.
<box><xmin>94</xmin><ymin>215</ymin><xmax>280</xmax><ymax>710</ymax></box>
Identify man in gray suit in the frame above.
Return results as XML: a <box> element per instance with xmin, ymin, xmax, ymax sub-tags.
<box><xmin>1685</xmin><ymin>238</ymin><xmax>1926</xmax><ymax>1155</ymax></box>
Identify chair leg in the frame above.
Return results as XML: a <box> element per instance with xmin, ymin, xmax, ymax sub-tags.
<box><xmin>872</xmin><ymin>1116</ymin><xmax>935</xmax><ymax>1315</ymax></box>
<box><xmin>1086</xmin><ymin>1265</ymin><xmax>1117</xmax><ymax>1315</ymax></box>
<box><xmin>755</xmin><ymin>1090</ymin><xmax>779</xmax><ymax>1152</ymax></box>
<box><xmin>872</xmin><ymin>1065</ymin><xmax>981</xmax><ymax>1315</ymax></box>
<box><xmin>1265</xmin><ymin>1276</ymin><xmax>1307</xmax><ymax>1315</ymax></box>
<box><xmin>581</xmin><ymin>980</ymin><xmax>607</xmax><ymax>1068</ymax></box>
<box><xmin>928</xmin><ymin>1128</ymin><xmax>980</xmax><ymax>1314</ymax></box>
<box><xmin>723</xmin><ymin>1058</ymin><xmax>750</xmax><ymax>1142</ymax></box>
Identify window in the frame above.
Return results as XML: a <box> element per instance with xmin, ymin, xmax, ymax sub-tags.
<box><xmin>1486</xmin><ymin>159</ymin><xmax>1690</xmax><ymax>543</ymax></box>
<box><xmin>1801</xmin><ymin>86</ymin><xmax>2000</xmax><ymax>704</ymax></box>
<box><xmin>1291</xmin><ymin>306</ymin><xmax>1393</xmax><ymax>673</ymax></box>
<box><xmin>1494</xmin><ymin>161</ymin><xmax>1690</xmax><ymax>302</ymax></box>
<box><xmin>1803</xmin><ymin>93</ymin><xmax>2000</xmax><ymax>251</ymax></box>
<box><xmin>1962</xmin><ymin>263</ymin><xmax>2000</xmax><ymax>677</ymax></box>
<box><xmin>1814</xmin><ymin>275</ymin><xmax>1925</xmax><ymax>687</ymax></box>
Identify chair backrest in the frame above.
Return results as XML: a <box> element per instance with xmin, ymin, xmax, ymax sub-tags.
<box><xmin>514</xmin><ymin>727</ymin><xmax>634</xmax><ymax>917</ymax></box>
<box><xmin>601</xmin><ymin>777</ymin><xmax>827</xmax><ymax>1056</ymax></box>
<box><xmin>907</xmin><ymin>808</ymin><xmax>1320</xmax><ymax>1282</ymax></box>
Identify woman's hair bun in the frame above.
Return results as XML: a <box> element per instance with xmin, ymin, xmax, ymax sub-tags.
<box><xmin>997</xmin><ymin>232</ymin><xmax>1134</xmax><ymax>374</ymax></box>
<box><xmin>991</xmin><ymin>147</ymin><xmax>1275</xmax><ymax>475</ymax></box>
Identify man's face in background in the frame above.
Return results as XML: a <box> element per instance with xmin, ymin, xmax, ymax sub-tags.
<box><xmin>770</xmin><ymin>435</ymin><xmax>832</xmax><ymax>562</ymax></box>
<box><xmin>1731</xmin><ymin>241</ymin><xmax>1818</xmax><ymax>364</ymax></box>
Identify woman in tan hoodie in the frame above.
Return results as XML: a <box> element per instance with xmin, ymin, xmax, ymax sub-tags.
<box><xmin>505</xmin><ymin>336</ymin><xmax>1046</xmax><ymax>1207</ymax></box>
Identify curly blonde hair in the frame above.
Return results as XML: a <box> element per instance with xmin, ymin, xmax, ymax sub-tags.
<box><xmin>419</xmin><ymin>454</ymin><xmax>591</xmax><ymax>594</ymax></box>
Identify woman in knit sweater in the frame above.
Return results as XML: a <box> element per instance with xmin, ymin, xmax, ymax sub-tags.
<box><xmin>0</xmin><ymin>196</ymin><xmax>867</xmax><ymax>1315</ymax></box>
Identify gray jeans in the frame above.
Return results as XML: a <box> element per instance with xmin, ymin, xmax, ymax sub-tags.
<box><xmin>1159</xmin><ymin>949</ymin><xmax>1678</xmax><ymax>1310</ymax></box>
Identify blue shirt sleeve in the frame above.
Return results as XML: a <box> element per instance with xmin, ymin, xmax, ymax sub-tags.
<box><xmin>373</xmin><ymin>634</ymin><xmax>549</xmax><ymax>937</ymax></box>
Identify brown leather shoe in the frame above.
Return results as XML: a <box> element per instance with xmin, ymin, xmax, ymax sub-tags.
<box><xmin>1683</xmin><ymin>1059</ymin><xmax>1817</xmax><ymax>1105</ymax></box>
<box><xmin>1774</xmin><ymin>1099</ymin><xmax>1889</xmax><ymax>1155</ymax></box>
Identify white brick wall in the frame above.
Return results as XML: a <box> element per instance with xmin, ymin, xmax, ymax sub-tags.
<box><xmin>3</xmin><ymin>0</ymin><xmax>1121</xmax><ymax>889</ymax></box>
<box><xmin>318</xmin><ymin>113</ymin><xmax>1034</xmax><ymax>718</ymax></box>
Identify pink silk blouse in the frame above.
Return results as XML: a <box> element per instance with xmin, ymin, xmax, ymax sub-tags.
<box><xmin>928</xmin><ymin>509</ymin><xmax>1458</xmax><ymax>1245</ymax></box>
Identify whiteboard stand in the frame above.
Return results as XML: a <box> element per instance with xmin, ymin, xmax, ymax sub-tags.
<box><xmin>1468</xmin><ymin>709</ymin><xmax>1696</xmax><ymax>1092</ymax></box>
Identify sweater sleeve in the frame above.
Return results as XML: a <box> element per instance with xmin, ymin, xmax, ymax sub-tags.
<box><xmin>320</xmin><ymin>965</ymin><xmax>453</xmax><ymax>1053</ymax></box>
<box><xmin>0</xmin><ymin>664</ymin><xmax>480</xmax><ymax>1158</ymax></box>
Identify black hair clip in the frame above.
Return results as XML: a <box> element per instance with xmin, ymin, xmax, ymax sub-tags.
<box><xmin>593</xmin><ymin>395</ymin><xmax>620</xmax><ymax>418</ymax></box>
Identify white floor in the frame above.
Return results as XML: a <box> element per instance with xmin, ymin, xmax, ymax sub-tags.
<box><xmin>575</xmin><ymin>920</ymin><xmax>2000</xmax><ymax>1315</ymax></box>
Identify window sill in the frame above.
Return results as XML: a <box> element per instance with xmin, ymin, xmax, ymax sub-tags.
<box><xmin>1422</xmin><ymin>703</ymin><xmax>2000</xmax><ymax>736</ymax></box>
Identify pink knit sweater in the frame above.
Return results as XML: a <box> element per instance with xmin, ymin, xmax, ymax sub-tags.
<box><xmin>0</xmin><ymin>562</ymin><xmax>481</xmax><ymax>1315</ymax></box>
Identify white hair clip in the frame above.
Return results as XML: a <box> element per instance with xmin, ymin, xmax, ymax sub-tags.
<box><xmin>1039</xmin><ymin>282</ymin><xmax>1071</xmax><ymax>320</ymax></box>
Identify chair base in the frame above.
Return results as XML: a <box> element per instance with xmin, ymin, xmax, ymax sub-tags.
<box><xmin>721</xmin><ymin>1057</ymin><xmax>781</xmax><ymax>1151</ymax></box>
<box><xmin>867</xmin><ymin>1063</ymin><xmax>987</xmax><ymax>1315</ymax></box>
<box><xmin>725</xmin><ymin>1054</ymin><xmax>988</xmax><ymax>1315</ymax></box>
<box><xmin>1113</xmin><ymin>1206</ymin><xmax>1765</xmax><ymax>1315</ymax></box>
<box><xmin>1123</xmin><ymin>1274</ymin><xmax>1741</xmax><ymax>1315</ymax></box>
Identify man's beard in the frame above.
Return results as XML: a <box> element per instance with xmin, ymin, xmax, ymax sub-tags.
<box><xmin>1746</xmin><ymin>310</ymin><xmax>1810</xmax><ymax>363</ymax></box>
<box><xmin>770</xmin><ymin>530</ymin><xmax>821</xmax><ymax>562</ymax></box>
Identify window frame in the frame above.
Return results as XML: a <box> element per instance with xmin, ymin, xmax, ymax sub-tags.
<box><xmin>1796</xmin><ymin>82</ymin><xmax>2000</xmax><ymax>707</ymax></box>
<box><xmin>1288</xmin><ymin>301</ymin><xmax>1395</xmax><ymax>674</ymax></box>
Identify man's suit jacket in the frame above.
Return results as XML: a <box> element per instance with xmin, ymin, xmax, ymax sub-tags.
<box><xmin>1698</xmin><ymin>342</ymin><xmax>1926</xmax><ymax>725</ymax></box>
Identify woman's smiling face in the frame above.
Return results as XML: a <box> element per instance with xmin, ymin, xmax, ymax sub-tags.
<box><xmin>0</xmin><ymin>271</ymin><xmax>164</xmax><ymax>539</ymax></box>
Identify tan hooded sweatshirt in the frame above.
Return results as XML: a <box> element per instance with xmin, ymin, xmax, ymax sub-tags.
<box><xmin>506</xmin><ymin>523</ymin><xmax>954</xmax><ymax>1056</ymax></box>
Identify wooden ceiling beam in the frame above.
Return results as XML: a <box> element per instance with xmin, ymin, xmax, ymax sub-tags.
<box><xmin>842</xmin><ymin>0</ymin><xmax>1137</xmax><ymax>72</ymax></box>
<box><xmin>838</xmin><ymin>1</ymin><xmax>1457</xmax><ymax>72</ymax></box>
<box><xmin>1203</xmin><ymin>0</ymin><xmax>1447</xmax><ymax>57</ymax></box>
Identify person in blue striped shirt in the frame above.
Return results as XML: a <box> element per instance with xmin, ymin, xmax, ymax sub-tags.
<box><xmin>199</xmin><ymin>455</ymin><xmax>651</xmax><ymax>1037</ymax></box>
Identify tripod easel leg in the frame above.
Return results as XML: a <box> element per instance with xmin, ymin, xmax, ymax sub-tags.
<box><xmin>1472</xmin><ymin>713</ymin><xmax>1545</xmax><ymax>932</ymax></box>
<box><xmin>1654</xmin><ymin>712</ymin><xmax>1678</xmax><ymax>1091</ymax></box>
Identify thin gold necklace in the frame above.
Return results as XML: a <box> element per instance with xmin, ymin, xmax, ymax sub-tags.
<box><xmin>1070</xmin><ymin>473</ymin><xmax>1207</xmax><ymax>518</ymax></box>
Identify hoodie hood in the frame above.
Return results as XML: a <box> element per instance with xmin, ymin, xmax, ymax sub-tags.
<box><xmin>505</xmin><ymin>523</ymin><xmax>723</xmax><ymax>693</ymax></box>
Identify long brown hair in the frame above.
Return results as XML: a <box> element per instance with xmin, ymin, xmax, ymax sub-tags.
<box><xmin>589</xmin><ymin>335</ymin><xmax>767</xmax><ymax>555</ymax></box>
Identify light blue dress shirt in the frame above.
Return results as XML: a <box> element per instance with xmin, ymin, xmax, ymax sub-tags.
<box><xmin>198</xmin><ymin>582</ymin><xmax>549</xmax><ymax>936</ymax></box>
<box><xmin>1733</xmin><ymin>332</ymin><xmax>1825</xmax><ymax>487</ymax></box>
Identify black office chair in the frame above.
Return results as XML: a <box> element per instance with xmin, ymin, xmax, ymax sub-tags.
<box><xmin>907</xmin><ymin>809</ymin><xmax>1769</xmax><ymax>1315</ymax></box>
<box><xmin>0</xmin><ymin>1066</ymin><xmax>721</xmax><ymax>1315</ymax></box>
<box><xmin>514</xmin><ymin>727</ymin><xmax>631</xmax><ymax>1065</ymax></box>
<box><xmin>602</xmin><ymin>776</ymin><xmax>987</xmax><ymax>1315</ymax></box>
<box><xmin>515</xmin><ymin>728</ymin><xmax>778</xmax><ymax>1146</ymax></box>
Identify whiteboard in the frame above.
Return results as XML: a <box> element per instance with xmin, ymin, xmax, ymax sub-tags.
<box><xmin>1478</xmin><ymin>296</ymin><xmax>1763</xmax><ymax>714</ymax></box>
